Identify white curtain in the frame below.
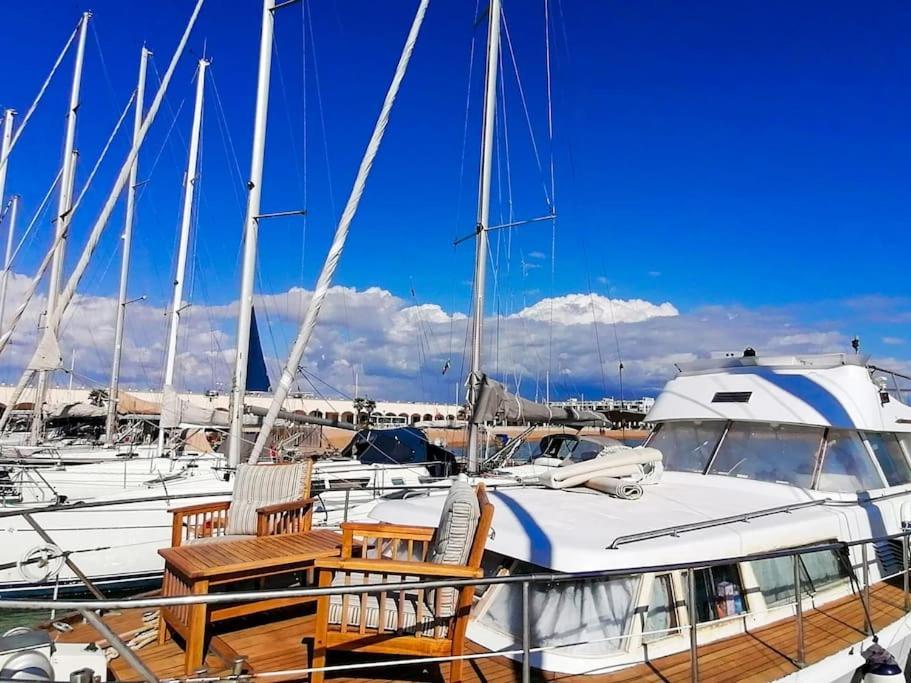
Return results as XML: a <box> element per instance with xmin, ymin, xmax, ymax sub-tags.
<box><xmin>478</xmin><ymin>563</ymin><xmax>638</xmax><ymax>656</ymax></box>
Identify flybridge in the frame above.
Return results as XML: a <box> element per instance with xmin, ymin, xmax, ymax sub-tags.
<box><xmin>648</xmin><ymin>352</ymin><xmax>911</xmax><ymax>431</ymax></box>
<box><xmin>676</xmin><ymin>351</ymin><xmax>867</xmax><ymax>374</ymax></box>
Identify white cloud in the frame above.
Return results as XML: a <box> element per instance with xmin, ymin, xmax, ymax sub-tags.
<box><xmin>883</xmin><ymin>336</ymin><xmax>906</xmax><ymax>346</ymax></box>
<box><xmin>0</xmin><ymin>274</ymin><xmax>888</xmax><ymax>403</ymax></box>
<box><xmin>515</xmin><ymin>293</ymin><xmax>678</xmax><ymax>326</ymax></box>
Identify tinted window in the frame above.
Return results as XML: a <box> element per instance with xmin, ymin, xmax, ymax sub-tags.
<box><xmin>649</xmin><ymin>422</ymin><xmax>726</xmax><ymax>473</ymax></box>
<box><xmin>864</xmin><ymin>433</ymin><xmax>911</xmax><ymax>486</ymax></box>
<box><xmin>692</xmin><ymin>564</ymin><xmax>746</xmax><ymax>623</ymax></box>
<box><xmin>570</xmin><ymin>440</ymin><xmax>605</xmax><ymax>462</ymax></box>
<box><xmin>709</xmin><ymin>423</ymin><xmax>821</xmax><ymax>487</ymax></box>
<box><xmin>752</xmin><ymin>549</ymin><xmax>849</xmax><ymax>608</ymax></box>
<box><xmin>817</xmin><ymin>430</ymin><xmax>884</xmax><ymax>492</ymax></box>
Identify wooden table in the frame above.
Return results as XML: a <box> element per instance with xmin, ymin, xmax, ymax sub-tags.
<box><xmin>158</xmin><ymin>529</ymin><xmax>342</xmax><ymax>674</ymax></box>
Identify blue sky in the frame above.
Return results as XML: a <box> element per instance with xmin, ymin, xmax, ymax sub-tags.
<box><xmin>0</xmin><ymin>0</ymin><xmax>908</xmax><ymax>403</ymax></box>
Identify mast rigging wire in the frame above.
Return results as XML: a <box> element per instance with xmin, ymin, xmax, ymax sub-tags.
<box><xmin>0</xmin><ymin>19</ymin><xmax>81</xmax><ymax>172</ymax></box>
<box><xmin>0</xmin><ymin>0</ymin><xmax>207</xmax><ymax>434</ymax></box>
<box><xmin>0</xmin><ymin>88</ymin><xmax>134</xmax><ymax>358</ymax></box>
<box><xmin>249</xmin><ymin>0</ymin><xmax>431</xmax><ymax>463</ymax></box>
<box><xmin>7</xmin><ymin>169</ymin><xmax>63</xmax><ymax>271</ymax></box>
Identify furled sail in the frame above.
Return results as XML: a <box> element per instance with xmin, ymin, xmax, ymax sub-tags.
<box><xmin>246</xmin><ymin>306</ymin><xmax>270</xmax><ymax>392</ymax></box>
<box><xmin>471</xmin><ymin>374</ymin><xmax>608</xmax><ymax>426</ymax></box>
<box><xmin>160</xmin><ymin>385</ymin><xmax>229</xmax><ymax>429</ymax></box>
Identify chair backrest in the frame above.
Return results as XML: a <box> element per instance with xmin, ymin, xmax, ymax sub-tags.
<box><xmin>225</xmin><ymin>462</ymin><xmax>308</xmax><ymax>535</ymax></box>
<box><xmin>426</xmin><ymin>480</ymin><xmax>494</xmax><ymax>619</ymax></box>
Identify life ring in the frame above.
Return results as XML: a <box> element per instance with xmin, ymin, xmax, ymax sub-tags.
<box><xmin>18</xmin><ymin>544</ymin><xmax>65</xmax><ymax>583</ymax></box>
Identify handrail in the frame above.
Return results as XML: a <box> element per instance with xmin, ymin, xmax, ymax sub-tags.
<box><xmin>0</xmin><ymin>527</ymin><xmax>905</xmax><ymax>683</ymax></box>
<box><xmin>0</xmin><ymin>531</ymin><xmax>895</xmax><ymax>612</ymax></box>
<box><xmin>0</xmin><ymin>480</ymin><xmax>541</xmax><ymax>519</ymax></box>
<box><xmin>607</xmin><ymin>498</ymin><xmax>831</xmax><ymax>549</ymax></box>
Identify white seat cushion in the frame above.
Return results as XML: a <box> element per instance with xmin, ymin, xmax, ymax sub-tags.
<box><xmin>327</xmin><ymin>573</ymin><xmax>448</xmax><ymax>636</ymax></box>
<box><xmin>426</xmin><ymin>477</ymin><xmax>480</xmax><ymax>618</ymax></box>
<box><xmin>226</xmin><ymin>463</ymin><xmax>305</xmax><ymax>535</ymax></box>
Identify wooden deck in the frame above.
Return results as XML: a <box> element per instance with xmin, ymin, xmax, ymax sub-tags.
<box><xmin>51</xmin><ymin>581</ymin><xmax>907</xmax><ymax>683</ymax></box>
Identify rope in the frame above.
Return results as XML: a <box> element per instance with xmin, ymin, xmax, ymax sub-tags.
<box><xmin>0</xmin><ymin>0</ymin><xmax>206</xmax><ymax>434</ymax></box>
<box><xmin>249</xmin><ymin>0</ymin><xmax>431</xmax><ymax>463</ymax></box>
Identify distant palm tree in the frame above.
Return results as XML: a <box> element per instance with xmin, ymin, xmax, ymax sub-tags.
<box><xmin>352</xmin><ymin>397</ymin><xmax>376</xmax><ymax>426</ymax></box>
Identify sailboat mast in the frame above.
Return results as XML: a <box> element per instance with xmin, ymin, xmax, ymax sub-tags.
<box><xmin>0</xmin><ymin>110</ymin><xmax>14</xmax><ymax>222</ymax></box>
<box><xmin>33</xmin><ymin>11</ymin><xmax>90</xmax><ymax>443</ymax></box>
<box><xmin>105</xmin><ymin>46</ymin><xmax>150</xmax><ymax>443</ymax></box>
<box><xmin>156</xmin><ymin>57</ymin><xmax>208</xmax><ymax>458</ymax></box>
<box><xmin>227</xmin><ymin>0</ymin><xmax>275</xmax><ymax>468</ymax></box>
<box><xmin>0</xmin><ymin>195</ymin><xmax>18</xmax><ymax>330</ymax></box>
<box><xmin>0</xmin><ymin>109</ymin><xmax>15</xmax><ymax>331</ymax></box>
<box><xmin>466</xmin><ymin>0</ymin><xmax>501</xmax><ymax>474</ymax></box>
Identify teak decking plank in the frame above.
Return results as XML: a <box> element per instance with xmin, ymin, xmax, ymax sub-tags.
<box><xmin>45</xmin><ymin>578</ymin><xmax>908</xmax><ymax>683</ymax></box>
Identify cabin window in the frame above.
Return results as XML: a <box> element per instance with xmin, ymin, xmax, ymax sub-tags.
<box><xmin>864</xmin><ymin>433</ymin><xmax>911</xmax><ymax>486</ymax></box>
<box><xmin>650</xmin><ymin>421</ymin><xmax>726</xmax><ymax>473</ymax></box>
<box><xmin>643</xmin><ymin>574</ymin><xmax>678</xmax><ymax>643</ymax></box>
<box><xmin>477</xmin><ymin>561</ymin><xmax>639</xmax><ymax>655</ymax></box>
<box><xmin>751</xmin><ymin>549</ymin><xmax>849</xmax><ymax>608</ymax></box>
<box><xmin>569</xmin><ymin>440</ymin><xmax>605</xmax><ymax>462</ymax></box>
<box><xmin>708</xmin><ymin>423</ymin><xmax>821</xmax><ymax>487</ymax></box>
<box><xmin>816</xmin><ymin>430</ymin><xmax>884</xmax><ymax>492</ymax></box>
<box><xmin>541</xmin><ymin>436</ymin><xmax>575</xmax><ymax>460</ymax></box>
<box><xmin>692</xmin><ymin>564</ymin><xmax>746</xmax><ymax>623</ymax></box>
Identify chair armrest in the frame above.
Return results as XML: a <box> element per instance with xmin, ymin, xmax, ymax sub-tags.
<box><xmin>314</xmin><ymin>557</ymin><xmax>483</xmax><ymax>579</ymax></box>
<box><xmin>256</xmin><ymin>497</ymin><xmax>315</xmax><ymax>536</ymax></box>
<box><xmin>168</xmin><ymin>500</ymin><xmax>230</xmax><ymax>515</ymax></box>
<box><xmin>340</xmin><ymin>521</ymin><xmax>436</xmax><ymax>542</ymax></box>
<box><xmin>169</xmin><ymin>500</ymin><xmax>231</xmax><ymax>547</ymax></box>
<box><xmin>256</xmin><ymin>497</ymin><xmax>315</xmax><ymax>515</ymax></box>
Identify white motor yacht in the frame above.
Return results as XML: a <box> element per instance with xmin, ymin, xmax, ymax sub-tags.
<box><xmin>364</xmin><ymin>352</ymin><xmax>911</xmax><ymax>680</ymax></box>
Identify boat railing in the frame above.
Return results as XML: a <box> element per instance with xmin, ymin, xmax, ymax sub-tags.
<box><xmin>607</xmin><ymin>498</ymin><xmax>831</xmax><ymax>548</ymax></box>
<box><xmin>3</xmin><ymin>526</ymin><xmax>911</xmax><ymax>683</ymax></box>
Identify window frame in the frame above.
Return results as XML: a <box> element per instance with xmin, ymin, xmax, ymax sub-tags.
<box><xmin>813</xmin><ymin>429</ymin><xmax>887</xmax><ymax>492</ymax></box>
<box><xmin>704</xmin><ymin>421</ymin><xmax>824</xmax><ymax>487</ymax></box>
<box><xmin>648</xmin><ymin>420</ymin><xmax>728</xmax><ymax>474</ymax></box>
<box><xmin>642</xmin><ymin>573</ymin><xmax>680</xmax><ymax>644</ymax></box>
<box><xmin>691</xmin><ymin>563</ymin><xmax>748</xmax><ymax>624</ymax></box>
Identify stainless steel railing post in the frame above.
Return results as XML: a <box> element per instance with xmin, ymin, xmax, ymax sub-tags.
<box><xmin>903</xmin><ymin>529</ymin><xmax>910</xmax><ymax>613</ymax></box>
<box><xmin>862</xmin><ymin>542</ymin><xmax>872</xmax><ymax>635</ymax></box>
<box><xmin>687</xmin><ymin>567</ymin><xmax>699</xmax><ymax>682</ymax></box>
<box><xmin>522</xmin><ymin>580</ymin><xmax>531</xmax><ymax>683</ymax></box>
<box><xmin>793</xmin><ymin>553</ymin><xmax>805</xmax><ymax>667</ymax></box>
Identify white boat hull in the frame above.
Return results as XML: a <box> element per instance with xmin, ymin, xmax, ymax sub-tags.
<box><xmin>0</xmin><ymin>457</ymin><xmax>432</xmax><ymax>597</ymax></box>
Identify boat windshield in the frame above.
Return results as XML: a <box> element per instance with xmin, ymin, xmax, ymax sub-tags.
<box><xmin>708</xmin><ymin>423</ymin><xmax>821</xmax><ymax>487</ymax></box>
<box><xmin>648</xmin><ymin>421</ymin><xmax>726</xmax><ymax>472</ymax></box>
<box><xmin>653</xmin><ymin>420</ymin><xmax>892</xmax><ymax>492</ymax></box>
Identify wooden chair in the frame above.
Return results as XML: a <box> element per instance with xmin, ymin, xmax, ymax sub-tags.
<box><xmin>310</xmin><ymin>480</ymin><xmax>494</xmax><ymax>683</ymax></box>
<box><xmin>169</xmin><ymin>458</ymin><xmax>316</xmax><ymax>547</ymax></box>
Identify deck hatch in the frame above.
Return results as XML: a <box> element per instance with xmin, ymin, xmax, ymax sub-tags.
<box><xmin>711</xmin><ymin>391</ymin><xmax>752</xmax><ymax>403</ymax></box>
